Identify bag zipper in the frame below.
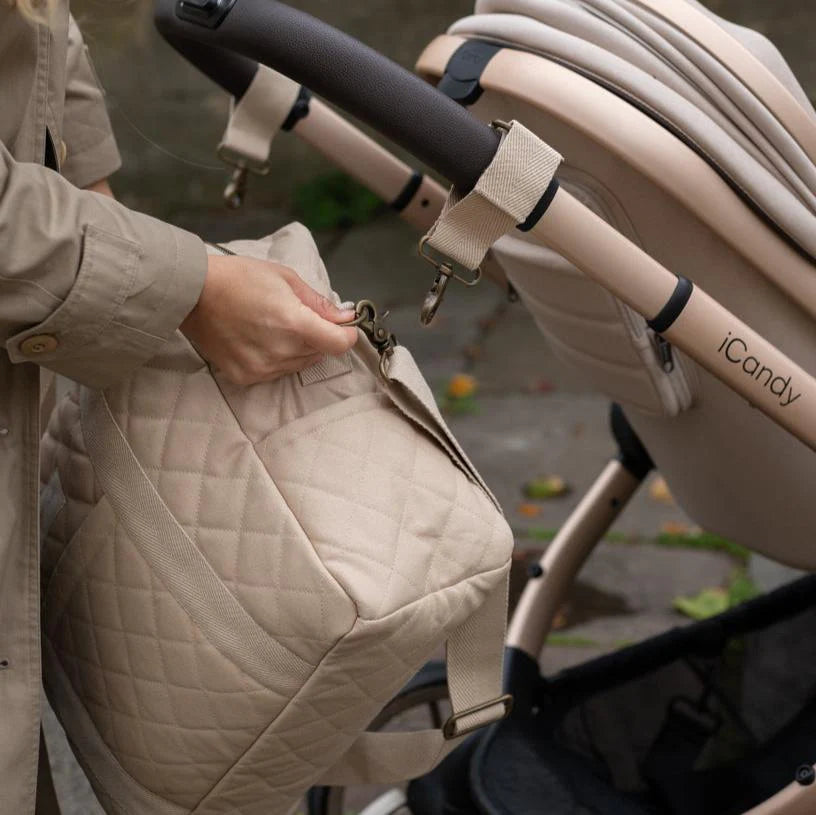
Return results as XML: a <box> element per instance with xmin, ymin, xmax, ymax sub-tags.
<box><xmin>654</xmin><ymin>335</ymin><xmax>675</xmax><ymax>373</ymax></box>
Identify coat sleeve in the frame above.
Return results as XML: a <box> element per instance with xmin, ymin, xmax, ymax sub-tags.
<box><xmin>0</xmin><ymin>140</ymin><xmax>208</xmax><ymax>388</ymax></box>
<box><xmin>60</xmin><ymin>15</ymin><xmax>122</xmax><ymax>189</ymax></box>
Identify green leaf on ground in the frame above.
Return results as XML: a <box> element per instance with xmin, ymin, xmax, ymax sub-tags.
<box><xmin>439</xmin><ymin>394</ymin><xmax>480</xmax><ymax>416</ymax></box>
<box><xmin>514</xmin><ymin>527</ymin><xmax>558</xmax><ymax>542</ymax></box>
<box><xmin>656</xmin><ymin>530</ymin><xmax>751</xmax><ymax>564</ymax></box>
<box><xmin>674</xmin><ymin>569</ymin><xmax>760</xmax><ymax>621</ymax></box>
<box><xmin>674</xmin><ymin>588</ymin><xmax>730</xmax><ymax>621</ymax></box>
<box><xmin>523</xmin><ymin>476</ymin><xmax>570</xmax><ymax>500</ymax></box>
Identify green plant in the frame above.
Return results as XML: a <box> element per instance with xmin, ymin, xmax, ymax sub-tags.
<box><xmin>293</xmin><ymin>171</ymin><xmax>382</xmax><ymax>231</ymax></box>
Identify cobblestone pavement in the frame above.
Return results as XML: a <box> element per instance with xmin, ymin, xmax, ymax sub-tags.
<box><xmin>46</xmin><ymin>0</ymin><xmax>812</xmax><ymax>811</ymax></box>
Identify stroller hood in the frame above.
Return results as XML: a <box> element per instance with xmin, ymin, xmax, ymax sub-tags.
<box><xmin>450</xmin><ymin>0</ymin><xmax>816</xmax><ymax>262</ymax></box>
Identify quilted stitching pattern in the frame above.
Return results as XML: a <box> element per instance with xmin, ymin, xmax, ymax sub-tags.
<box><xmin>47</xmin><ymin>499</ymin><xmax>288</xmax><ymax>808</ymax></box>
<box><xmin>102</xmin><ymin>346</ymin><xmax>356</xmax><ymax>664</ymax></box>
<box><xmin>195</xmin><ymin>581</ymin><xmax>495</xmax><ymax>815</ymax></box>
<box><xmin>41</xmin><ymin>386</ymin><xmax>102</xmax><ymax>581</ymax></box>
<box><xmin>262</xmin><ymin>400</ymin><xmax>509</xmax><ymax>620</ymax></box>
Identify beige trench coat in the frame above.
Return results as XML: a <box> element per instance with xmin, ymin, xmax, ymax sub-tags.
<box><xmin>0</xmin><ymin>5</ymin><xmax>208</xmax><ymax>813</ymax></box>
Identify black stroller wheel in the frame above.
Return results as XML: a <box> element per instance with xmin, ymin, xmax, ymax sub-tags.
<box><xmin>307</xmin><ymin>660</ymin><xmax>449</xmax><ymax>815</ymax></box>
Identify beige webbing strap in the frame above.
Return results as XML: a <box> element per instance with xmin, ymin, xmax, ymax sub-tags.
<box><xmin>319</xmin><ymin>346</ymin><xmax>512</xmax><ymax>785</ymax></box>
<box><xmin>80</xmin><ymin>389</ymin><xmax>312</xmax><ymax>693</ymax></box>
<box><xmin>423</xmin><ymin>120</ymin><xmax>562</xmax><ymax>271</ymax></box>
<box><xmin>319</xmin><ymin>575</ymin><xmax>510</xmax><ymax>786</ymax></box>
<box><xmin>218</xmin><ymin>65</ymin><xmax>301</xmax><ymax>169</ymax></box>
<box><xmin>385</xmin><ymin>346</ymin><xmax>498</xmax><ymax>507</ymax></box>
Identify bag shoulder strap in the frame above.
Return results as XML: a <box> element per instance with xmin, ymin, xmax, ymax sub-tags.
<box><xmin>318</xmin><ymin>574</ymin><xmax>510</xmax><ymax>786</ymax></box>
<box><xmin>384</xmin><ymin>346</ymin><xmax>501</xmax><ymax>510</ymax></box>
<box><xmin>80</xmin><ymin>388</ymin><xmax>313</xmax><ymax>693</ymax></box>
<box><xmin>319</xmin><ymin>348</ymin><xmax>512</xmax><ymax>786</ymax></box>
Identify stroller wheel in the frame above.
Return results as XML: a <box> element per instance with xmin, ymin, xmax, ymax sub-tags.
<box><xmin>307</xmin><ymin>660</ymin><xmax>449</xmax><ymax>815</ymax></box>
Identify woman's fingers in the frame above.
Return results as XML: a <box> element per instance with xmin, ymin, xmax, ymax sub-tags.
<box><xmin>285</xmin><ymin>274</ymin><xmax>360</xmax><ymax>355</ymax></box>
<box><xmin>292</xmin><ymin>303</ymin><xmax>359</xmax><ymax>356</ymax></box>
<box><xmin>181</xmin><ymin>254</ymin><xmax>359</xmax><ymax>386</ymax></box>
<box><xmin>285</xmin><ymin>272</ymin><xmax>356</xmax><ymax>324</ymax></box>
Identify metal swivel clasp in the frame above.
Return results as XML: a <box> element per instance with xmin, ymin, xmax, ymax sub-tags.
<box><xmin>418</xmin><ymin>237</ymin><xmax>482</xmax><ymax>326</ymax></box>
<box><xmin>342</xmin><ymin>299</ymin><xmax>398</xmax><ymax>380</ymax></box>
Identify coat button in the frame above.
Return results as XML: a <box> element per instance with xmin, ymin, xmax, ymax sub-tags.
<box><xmin>20</xmin><ymin>335</ymin><xmax>59</xmax><ymax>356</ymax></box>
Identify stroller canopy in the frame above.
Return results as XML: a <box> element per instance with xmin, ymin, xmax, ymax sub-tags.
<box><xmin>450</xmin><ymin>0</ymin><xmax>816</xmax><ymax>262</ymax></box>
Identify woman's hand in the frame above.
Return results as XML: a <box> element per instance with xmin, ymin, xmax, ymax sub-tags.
<box><xmin>180</xmin><ymin>253</ymin><xmax>358</xmax><ymax>386</ymax></box>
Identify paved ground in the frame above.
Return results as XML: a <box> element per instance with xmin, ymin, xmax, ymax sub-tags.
<box><xmin>46</xmin><ymin>0</ymin><xmax>812</xmax><ymax>811</ymax></box>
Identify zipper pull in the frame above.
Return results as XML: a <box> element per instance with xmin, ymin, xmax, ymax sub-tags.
<box><xmin>655</xmin><ymin>335</ymin><xmax>675</xmax><ymax>373</ymax></box>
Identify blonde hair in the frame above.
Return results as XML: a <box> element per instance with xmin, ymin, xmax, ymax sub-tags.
<box><xmin>9</xmin><ymin>0</ymin><xmax>56</xmax><ymax>23</ymax></box>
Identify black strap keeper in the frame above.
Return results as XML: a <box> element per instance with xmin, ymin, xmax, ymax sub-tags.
<box><xmin>390</xmin><ymin>171</ymin><xmax>424</xmax><ymax>212</ymax></box>
<box><xmin>282</xmin><ymin>87</ymin><xmax>313</xmax><ymax>132</ymax></box>
<box><xmin>517</xmin><ymin>179</ymin><xmax>560</xmax><ymax>232</ymax></box>
<box><xmin>647</xmin><ymin>277</ymin><xmax>694</xmax><ymax>334</ymax></box>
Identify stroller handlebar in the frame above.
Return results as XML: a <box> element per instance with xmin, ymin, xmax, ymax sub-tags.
<box><xmin>154</xmin><ymin>0</ymin><xmax>501</xmax><ymax>192</ymax></box>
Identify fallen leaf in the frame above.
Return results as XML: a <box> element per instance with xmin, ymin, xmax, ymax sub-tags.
<box><xmin>517</xmin><ymin>503</ymin><xmax>543</xmax><ymax>518</ymax></box>
<box><xmin>446</xmin><ymin>373</ymin><xmax>478</xmax><ymax>400</ymax></box>
<box><xmin>532</xmin><ymin>379</ymin><xmax>556</xmax><ymax>395</ymax></box>
<box><xmin>552</xmin><ymin>610</ymin><xmax>569</xmax><ymax>631</ymax></box>
<box><xmin>674</xmin><ymin>587</ymin><xmax>729</xmax><ymax>621</ymax></box>
<box><xmin>660</xmin><ymin>520</ymin><xmax>691</xmax><ymax>536</ymax></box>
<box><xmin>650</xmin><ymin>476</ymin><xmax>675</xmax><ymax>505</ymax></box>
<box><xmin>524</xmin><ymin>476</ymin><xmax>571</xmax><ymax>500</ymax></box>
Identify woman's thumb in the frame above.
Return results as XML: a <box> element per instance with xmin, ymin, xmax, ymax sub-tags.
<box><xmin>287</xmin><ymin>274</ymin><xmax>356</xmax><ymax>323</ymax></box>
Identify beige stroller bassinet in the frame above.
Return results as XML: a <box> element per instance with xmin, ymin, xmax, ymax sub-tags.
<box><xmin>415</xmin><ymin>0</ymin><xmax>816</xmax><ymax>570</ymax></box>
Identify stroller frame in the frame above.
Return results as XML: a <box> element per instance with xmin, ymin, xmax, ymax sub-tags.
<box><xmin>154</xmin><ymin>1</ymin><xmax>816</xmax><ymax>812</ymax></box>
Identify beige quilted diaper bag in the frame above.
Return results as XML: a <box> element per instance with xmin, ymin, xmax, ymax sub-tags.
<box><xmin>39</xmin><ymin>224</ymin><xmax>514</xmax><ymax>815</ymax></box>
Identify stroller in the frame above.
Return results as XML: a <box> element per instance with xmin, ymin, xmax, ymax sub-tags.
<box><xmin>155</xmin><ymin>1</ymin><xmax>816</xmax><ymax>812</ymax></box>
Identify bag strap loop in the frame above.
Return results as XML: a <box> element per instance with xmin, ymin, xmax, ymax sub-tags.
<box><xmin>422</xmin><ymin>120</ymin><xmax>562</xmax><ymax>273</ymax></box>
<box><xmin>318</xmin><ymin>574</ymin><xmax>510</xmax><ymax>786</ymax></box>
<box><xmin>218</xmin><ymin>64</ymin><xmax>302</xmax><ymax>172</ymax></box>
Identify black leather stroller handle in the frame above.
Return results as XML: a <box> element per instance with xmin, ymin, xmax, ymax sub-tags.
<box><xmin>161</xmin><ymin>35</ymin><xmax>258</xmax><ymax>99</ymax></box>
<box><xmin>153</xmin><ymin>0</ymin><xmax>500</xmax><ymax>192</ymax></box>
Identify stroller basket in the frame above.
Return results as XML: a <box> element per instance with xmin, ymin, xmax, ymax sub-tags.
<box><xmin>411</xmin><ymin>574</ymin><xmax>816</xmax><ymax>815</ymax></box>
